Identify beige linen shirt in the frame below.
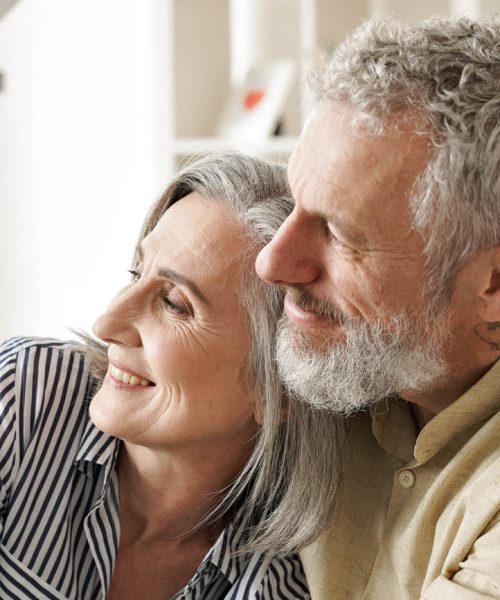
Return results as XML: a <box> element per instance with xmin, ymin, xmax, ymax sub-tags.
<box><xmin>302</xmin><ymin>360</ymin><xmax>500</xmax><ymax>599</ymax></box>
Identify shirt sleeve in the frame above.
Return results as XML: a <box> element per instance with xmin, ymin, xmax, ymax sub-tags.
<box><xmin>0</xmin><ymin>336</ymin><xmax>83</xmax><ymax>542</ymax></box>
<box><xmin>0</xmin><ymin>338</ymin><xmax>24</xmax><ymax>540</ymax></box>
<box><xmin>422</xmin><ymin>515</ymin><xmax>500</xmax><ymax>599</ymax></box>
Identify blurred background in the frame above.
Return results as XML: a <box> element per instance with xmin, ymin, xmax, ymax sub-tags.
<box><xmin>1</xmin><ymin>0</ymin><xmax>499</xmax><ymax>340</ymax></box>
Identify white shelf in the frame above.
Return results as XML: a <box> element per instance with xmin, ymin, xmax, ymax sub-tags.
<box><xmin>169</xmin><ymin>0</ymin><xmax>469</xmax><ymax>167</ymax></box>
<box><xmin>166</xmin><ymin>0</ymin><xmax>373</xmax><ymax>174</ymax></box>
<box><xmin>173</xmin><ymin>136</ymin><xmax>298</xmax><ymax>159</ymax></box>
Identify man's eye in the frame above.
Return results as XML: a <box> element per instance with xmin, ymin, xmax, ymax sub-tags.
<box><xmin>326</xmin><ymin>227</ymin><xmax>344</xmax><ymax>246</ymax></box>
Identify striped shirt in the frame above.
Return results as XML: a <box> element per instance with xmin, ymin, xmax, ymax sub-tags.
<box><xmin>0</xmin><ymin>337</ymin><xmax>310</xmax><ymax>600</ymax></box>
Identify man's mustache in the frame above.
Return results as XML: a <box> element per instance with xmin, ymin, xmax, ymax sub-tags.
<box><xmin>284</xmin><ymin>288</ymin><xmax>351</xmax><ymax>324</ymax></box>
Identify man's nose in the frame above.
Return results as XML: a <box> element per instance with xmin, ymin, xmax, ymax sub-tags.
<box><xmin>255</xmin><ymin>211</ymin><xmax>322</xmax><ymax>287</ymax></box>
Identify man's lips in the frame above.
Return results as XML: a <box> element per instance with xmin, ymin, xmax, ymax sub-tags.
<box><xmin>284</xmin><ymin>293</ymin><xmax>338</xmax><ymax>328</ymax></box>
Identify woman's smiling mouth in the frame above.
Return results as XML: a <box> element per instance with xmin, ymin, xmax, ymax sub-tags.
<box><xmin>106</xmin><ymin>361</ymin><xmax>155</xmax><ymax>388</ymax></box>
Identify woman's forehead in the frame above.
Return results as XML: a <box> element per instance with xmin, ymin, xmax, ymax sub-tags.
<box><xmin>141</xmin><ymin>192</ymin><xmax>250</xmax><ymax>288</ymax></box>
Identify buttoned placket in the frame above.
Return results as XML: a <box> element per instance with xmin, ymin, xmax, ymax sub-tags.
<box><xmin>363</xmin><ymin>399</ymin><xmax>441</xmax><ymax>599</ymax></box>
<box><xmin>83</xmin><ymin>443</ymin><xmax>121</xmax><ymax>600</ymax></box>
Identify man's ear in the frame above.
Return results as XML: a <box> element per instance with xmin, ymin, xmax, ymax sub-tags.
<box><xmin>475</xmin><ymin>245</ymin><xmax>500</xmax><ymax>323</ymax></box>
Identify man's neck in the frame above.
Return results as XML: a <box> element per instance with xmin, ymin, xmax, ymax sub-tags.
<box><xmin>408</xmin><ymin>402</ymin><xmax>435</xmax><ymax>432</ymax></box>
<box><xmin>403</xmin><ymin>358</ymin><xmax>495</xmax><ymax>430</ymax></box>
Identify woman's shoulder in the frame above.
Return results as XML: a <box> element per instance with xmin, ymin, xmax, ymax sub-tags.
<box><xmin>1</xmin><ymin>335</ymin><xmax>92</xmax><ymax>405</ymax></box>
<box><xmin>212</xmin><ymin>520</ymin><xmax>310</xmax><ymax>599</ymax></box>
<box><xmin>0</xmin><ymin>335</ymin><xmax>94</xmax><ymax>463</ymax></box>
<box><xmin>226</xmin><ymin>550</ymin><xmax>310</xmax><ymax>599</ymax></box>
<box><xmin>0</xmin><ymin>335</ymin><xmax>86</xmax><ymax>367</ymax></box>
<box><xmin>259</xmin><ymin>552</ymin><xmax>311</xmax><ymax>599</ymax></box>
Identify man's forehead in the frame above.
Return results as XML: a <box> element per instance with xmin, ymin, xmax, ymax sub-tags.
<box><xmin>288</xmin><ymin>106</ymin><xmax>432</xmax><ymax>195</ymax></box>
<box><xmin>286</xmin><ymin>108</ymin><xmax>433</xmax><ymax>250</ymax></box>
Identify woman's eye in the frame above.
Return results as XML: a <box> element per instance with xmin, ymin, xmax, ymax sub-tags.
<box><xmin>162</xmin><ymin>291</ymin><xmax>191</xmax><ymax>317</ymax></box>
<box><xmin>126</xmin><ymin>269</ymin><xmax>192</xmax><ymax>317</ymax></box>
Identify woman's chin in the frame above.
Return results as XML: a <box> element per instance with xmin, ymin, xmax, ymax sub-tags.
<box><xmin>89</xmin><ymin>385</ymin><xmax>169</xmax><ymax>445</ymax></box>
<box><xmin>89</xmin><ymin>387</ymin><xmax>132</xmax><ymax>438</ymax></box>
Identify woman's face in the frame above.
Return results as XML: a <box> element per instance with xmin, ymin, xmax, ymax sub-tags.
<box><xmin>90</xmin><ymin>192</ymin><xmax>259</xmax><ymax>457</ymax></box>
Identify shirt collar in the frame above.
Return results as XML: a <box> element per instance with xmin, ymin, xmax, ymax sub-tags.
<box><xmin>414</xmin><ymin>358</ymin><xmax>500</xmax><ymax>463</ymax></box>
<box><xmin>178</xmin><ymin>518</ymin><xmax>256</xmax><ymax>595</ymax></box>
<box><xmin>371</xmin><ymin>359</ymin><xmax>500</xmax><ymax>464</ymax></box>
<box><xmin>207</xmin><ymin>519</ymin><xmax>253</xmax><ymax>583</ymax></box>
<box><xmin>75</xmin><ymin>417</ymin><xmax>119</xmax><ymax>465</ymax></box>
<box><xmin>371</xmin><ymin>396</ymin><xmax>417</xmax><ymax>463</ymax></box>
<box><xmin>74</xmin><ymin>377</ymin><xmax>120</xmax><ymax>476</ymax></box>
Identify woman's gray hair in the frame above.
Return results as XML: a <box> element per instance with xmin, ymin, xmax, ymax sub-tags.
<box><xmin>84</xmin><ymin>152</ymin><xmax>346</xmax><ymax>556</ymax></box>
<box><xmin>313</xmin><ymin>16</ymin><xmax>500</xmax><ymax>302</ymax></box>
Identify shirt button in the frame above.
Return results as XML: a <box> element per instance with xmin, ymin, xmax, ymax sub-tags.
<box><xmin>398</xmin><ymin>469</ymin><xmax>415</xmax><ymax>488</ymax></box>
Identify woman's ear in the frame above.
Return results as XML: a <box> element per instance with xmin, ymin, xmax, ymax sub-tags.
<box><xmin>253</xmin><ymin>399</ymin><xmax>289</xmax><ymax>426</ymax></box>
<box><xmin>253</xmin><ymin>401</ymin><xmax>265</xmax><ymax>426</ymax></box>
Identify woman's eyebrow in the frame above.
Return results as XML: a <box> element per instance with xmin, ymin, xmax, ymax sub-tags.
<box><xmin>157</xmin><ymin>267</ymin><xmax>210</xmax><ymax>306</ymax></box>
<box><xmin>135</xmin><ymin>243</ymin><xmax>210</xmax><ymax>305</ymax></box>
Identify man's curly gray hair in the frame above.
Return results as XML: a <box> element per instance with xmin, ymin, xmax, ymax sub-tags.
<box><xmin>313</xmin><ymin>16</ymin><xmax>500</xmax><ymax>300</ymax></box>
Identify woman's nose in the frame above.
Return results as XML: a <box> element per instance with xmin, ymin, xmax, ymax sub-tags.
<box><xmin>92</xmin><ymin>287</ymin><xmax>143</xmax><ymax>348</ymax></box>
<box><xmin>255</xmin><ymin>211</ymin><xmax>322</xmax><ymax>287</ymax></box>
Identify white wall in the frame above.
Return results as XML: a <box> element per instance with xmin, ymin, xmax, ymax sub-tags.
<box><xmin>3</xmin><ymin>0</ymin><xmax>500</xmax><ymax>341</ymax></box>
<box><xmin>369</xmin><ymin>0</ymin><xmax>500</xmax><ymax>19</ymax></box>
<box><xmin>0</xmin><ymin>0</ymin><xmax>19</xmax><ymax>20</ymax></box>
<box><xmin>0</xmin><ymin>0</ymin><xmax>172</xmax><ymax>340</ymax></box>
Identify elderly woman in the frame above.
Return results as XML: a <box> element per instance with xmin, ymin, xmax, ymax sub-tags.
<box><xmin>0</xmin><ymin>153</ymin><xmax>345</xmax><ymax>600</ymax></box>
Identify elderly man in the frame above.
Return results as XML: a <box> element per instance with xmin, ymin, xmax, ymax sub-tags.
<box><xmin>256</xmin><ymin>16</ymin><xmax>500</xmax><ymax>600</ymax></box>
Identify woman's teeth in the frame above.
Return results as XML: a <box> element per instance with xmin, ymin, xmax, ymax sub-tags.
<box><xmin>109</xmin><ymin>365</ymin><xmax>151</xmax><ymax>386</ymax></box>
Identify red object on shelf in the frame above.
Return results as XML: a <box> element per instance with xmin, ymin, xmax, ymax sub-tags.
<box><xmin>244</xmin><ymin>90</ymin><xmax>265</xmax><ymax>110</ymax></box>
<box><xmin>216</xmin><ymin>60</ymin><xmax>295</xmax><ymax>139</ymax></box>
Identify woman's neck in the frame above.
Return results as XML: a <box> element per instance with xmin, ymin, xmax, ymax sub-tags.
<box><xmin>117</xmin><ymin>440</ymin><xmax>251</xmax><ymax>544</ymax></box>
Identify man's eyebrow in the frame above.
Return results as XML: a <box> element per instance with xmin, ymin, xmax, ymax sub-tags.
<box><xmin>158</xmin><ymin>267</ymin><xmax>210</xmax><ymax>306</ymax></box>
<box><xmin>135</xmin><ymin>244</ymin><xmax>210</xmax><ymax>306</ymax></box>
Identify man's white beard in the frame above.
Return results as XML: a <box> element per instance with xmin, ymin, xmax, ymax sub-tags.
<box><xmin>276</xmin><ymin>308</ymin><xmax>449</xmax><ymax>416</ymax></box>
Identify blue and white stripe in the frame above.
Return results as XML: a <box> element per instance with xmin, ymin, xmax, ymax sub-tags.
<box><xmin>0</xmin><ymin>338</ymin><xmax>310</xmax><ymax>599</ymax></box>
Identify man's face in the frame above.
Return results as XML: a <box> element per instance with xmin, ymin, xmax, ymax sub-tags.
<box><xmin>256</xmin><ymin>104</ymin><xmax>451</xmax><ymax>412</ymax></box>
